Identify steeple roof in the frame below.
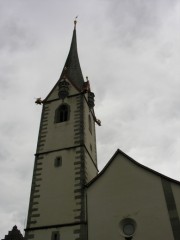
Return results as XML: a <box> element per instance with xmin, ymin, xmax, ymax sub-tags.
<box><xmin>60</xmin><ymin>22</ymin><xmax>84</xmax><ymax>90</ymax></box>
<box><xmin>2</xmin><ymin>226</ymin><xmax>24</xmax><ymax>240</ymax></box>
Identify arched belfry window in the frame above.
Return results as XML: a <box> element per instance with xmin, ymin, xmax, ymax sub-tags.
<box><xmin>55</xmin><ymin>104</ymin><xmax>70</xmax><ymax>123</ymax></box>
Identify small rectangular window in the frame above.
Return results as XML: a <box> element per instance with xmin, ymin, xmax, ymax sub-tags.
<box><xmin>90</xmin><ymin>144</ymin><xmax>92</xmax><ymax>151</ymax></box>
<box><xmin>54</xmin><ymin>157</ymin><xmax>62</xmax><ymax>167</ymax></box>
<box><xmin>51</xmin><ymin>231</ymin><xmax>60</xmax><ymax>240</ymax></box>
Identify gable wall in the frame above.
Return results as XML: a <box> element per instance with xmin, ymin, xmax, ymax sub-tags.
<box><xmin>46</xmin><ymin>79</ymin><xmax>79</xmax><ymax>102</ymax></box>
<box><xmin>87</xmin><ymin>153</ymin><xmax>180</xmax><ymax>240</ymax></box>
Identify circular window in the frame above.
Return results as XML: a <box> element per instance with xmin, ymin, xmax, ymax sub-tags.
<box><xmin>120</xmin><ymin>218</ymin><xmax>136</xmax><ymax>237</ymax></box>
<box><xmin>123</xmin><ymin>222</ymin><xmax>135</xmax><ymax>236</ymax></box>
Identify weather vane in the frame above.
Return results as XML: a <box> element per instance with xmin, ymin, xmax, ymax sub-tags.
<box><xmin>74</xmin><ymin>16</ymin><xmax>78</xmax><ymax>27</ymax></box>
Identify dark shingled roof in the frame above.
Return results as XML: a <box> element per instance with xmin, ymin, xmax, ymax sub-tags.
<box><xmin>2</xmin><ymin>226</ymin><xmax>24</xmax><ymax>240</ymax></box>
<box><xmin>60</xmin><ymin>25</ymin><xmax>84</xmax><ymax>90</ymax></box>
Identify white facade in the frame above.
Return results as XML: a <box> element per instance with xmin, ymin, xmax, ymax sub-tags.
<box><xmin>87</xmin><ymin>150</ymin><xmax>180</xmax><ymax>240</ymax></box>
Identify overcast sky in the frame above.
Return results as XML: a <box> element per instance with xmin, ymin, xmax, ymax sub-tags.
<box><xmin>0</xmin><ymin>0</ymin><xmax>180</xmax><ymax>237</ymax></box>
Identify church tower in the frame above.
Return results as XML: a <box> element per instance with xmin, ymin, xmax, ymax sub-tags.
<box><xmin>25</xmin><ymin>21</ymin><xmax>98</xmax><ymax>240</ymax></box>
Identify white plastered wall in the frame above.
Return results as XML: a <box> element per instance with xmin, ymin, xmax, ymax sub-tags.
<box><xmin>87</xmin><ymin>153</ymin><xmax>176</xmax><ymax>240</ymax></box>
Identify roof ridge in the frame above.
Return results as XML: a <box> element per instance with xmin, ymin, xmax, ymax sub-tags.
<box><xmin>86</xmin><ymin>149</ymin><xmax>180</xmax><ymax>188</ymax></box>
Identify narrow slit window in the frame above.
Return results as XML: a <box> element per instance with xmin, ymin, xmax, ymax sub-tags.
<box><xmin>90</xmin><ymin>144</ymin><xmax>92</xmax><ymax>151</ymax></box>
<box><xmin>54</xmin><ymin>233</ymin><xmax>58</xmax><ymax>240</ymax></box>
<box><xmin>54</xmin><ymin>157</ymin><xmax>62</xmax><ymax>167</ymax></box>
<box><xmin>89</xmin><ymin>114</ymin><xmax>92</xmax><ymax>134</ymax></box>
<box><xmin>51</xmin><ymin>232</ymin><xmax>60</xmax><ymax>240</ymax></box>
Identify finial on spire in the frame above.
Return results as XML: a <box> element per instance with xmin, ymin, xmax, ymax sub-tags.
<box><xmin>74</xmin><ymin>16</ymin><xmax>78</xmax><ymax>28</ymax></box>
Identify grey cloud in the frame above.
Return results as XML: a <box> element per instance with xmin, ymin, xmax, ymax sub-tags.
<box><xmin>0</xmin><ymin>18</ymin><xmax>35</xmax><ymax>52</ymax></box>
<box><xmin>104</xmin><ymin>0</ymin><xmax>178</xmax><ymax>45</ymax></box>
<box><xmin>0</xmin><ymin>67</ymin><xmax>16</xmax><ymax>97</ymax></box>
<box><xmin>0</xmin><ymin>148</ymin><xmax>8</xmax><ymax>162</ymax></box>
<box><xmin>0</xmin><ymin>2</ymin><xmax>37</xmax><ymax>54</ymax></box>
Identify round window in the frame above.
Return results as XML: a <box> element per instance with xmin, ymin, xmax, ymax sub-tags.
<box><xmin>123</xmin><ymin>222</ymin><xmax>135</xmax><ymax>236</ymax></box>
<box><xmin>119</xmin><ymin>218</ymin><xmax>136</xmax><ymax>237</ymax></box>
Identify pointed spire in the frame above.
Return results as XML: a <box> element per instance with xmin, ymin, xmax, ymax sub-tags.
<box><xmin>60</xmin><ymin>18</ymin><xmax>84</xmax><ymax>90</ymax></box>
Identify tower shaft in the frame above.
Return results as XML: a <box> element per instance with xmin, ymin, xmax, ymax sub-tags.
<box><xmin>25</xmin><ymin>25</ymin><xmax>98</xmax><ymax>240</ymax></box>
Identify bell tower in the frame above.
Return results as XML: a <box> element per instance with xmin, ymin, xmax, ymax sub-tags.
<box><xmin>25</xmin><ymin>21</ymin><xmax>98</xmax><ymax>240</ymax></box>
